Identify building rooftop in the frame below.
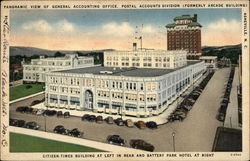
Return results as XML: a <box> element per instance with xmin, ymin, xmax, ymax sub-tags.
<box><xmin>174</xmin><ymin>15</ymin><xmax>192</xmax><ymax>20</ymax></box>
<box><xmin>200</xmin><ymin>56</ymin><xmax>217</xmax><ymax>59</ymax></box>
<box><xmin>55</xmin><ymin>61</ymin><xmax>202</xmax><ymax>77</ymax></box>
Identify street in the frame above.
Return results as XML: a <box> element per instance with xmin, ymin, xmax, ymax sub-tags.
<box><xmin>10</xmin><ymin>68</ymin><xmax>230</xmax><ymax>152</ymax></box>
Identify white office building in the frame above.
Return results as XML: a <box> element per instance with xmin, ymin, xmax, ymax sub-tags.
<box><xmin>104</xmin><ymin>49</ymin><xmax>187</xmax><ymax>69</ymax></box>
<box><xmin>22</xmin><ymin>54</ymin><xmax>94</xmax><ymax>83</ymax></box>
<box><xmin>44</xmin><ymin>49</ymin><xmax>205</xmax><ymax>118</ymax></box>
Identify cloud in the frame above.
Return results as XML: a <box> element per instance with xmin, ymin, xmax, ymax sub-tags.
<box><xmin>22</xmin><ymin>19</ymin><xmax>52</xmax><ymax>33</ymax></box>
<box><xmin>21</xmin><ymin>19</ymin><xmax>76</xmax><ymax>33</ymax></box>
<box><xmin>102</xmin><ymin>22</ymin><xmax>134</xmax><ymax>37</ymax></box>
<box><xmin>142</xmin><ymin>25</ymin><xmax>156</xmax><ymax>34</ymax></box>
<box><xmin>207</xmin><ymin>18</ymin><xmax>241</xmax><ymax>32</ymax></box>
<box><xmin>202</xmin><ymin>18</ymin><xmax>241</xmax><ymax>46</ymax></box>
<box><xmin>56</xmin><ymin>19</ymin><xmax>75</xmax><ymax>32</ymax></box>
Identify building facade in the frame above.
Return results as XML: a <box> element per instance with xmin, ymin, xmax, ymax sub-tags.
<box><xmin>22</xmin><ymin>54</ymin><xmax>94</xmax><ymax>83</ymax></box>
<box><xmin>45</xmin><ymin>60</ymin><xmax>205</xmax><ymax>118</ymax></box>
<box><xmin>104</xmin><ymin>49</ymin><xmax>187</xmax><ymax>69</ymax></box>
<box><xmin>199</xmin><ymin>56</ymin><xmax>218</xmax><ymax>68</ymax></box>
<box><xmin>166</xmin><ymin>14</ymin><xmax>202</xmax><ymax>60</ymax></box>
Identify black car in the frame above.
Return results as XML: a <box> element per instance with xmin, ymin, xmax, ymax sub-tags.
<box><xmin>16</xmin><ymin>120</ymin><xmax>26</xmax><ymax>127</ymax></box>
<box><xmin>25</xmin><ymin>121</ymin><xmax>39</xmax><ymax>130</ymax></box>
<box><xmin>9</xmin><ymin>119</ymin><xmax>18</xmax><ymax>126</ymax></box>
<box><xmin>53</xmin><ymin>125</ymin><xmax>69</xmax><ymax>135</ymax></box>
<box><xmin>26</xmin><ymin>107</ymin><xmax>34</xmax><ymax>114</ymax></box>
<box><xmin>64</xmin><ymin>112</ymin><xmax>70</xmax><ymax>118</ymax></box>
<box><xmin>107</xmin><ymin>135</ymin><xmax>125</xmax><ymax>146</ymax></box>
<box><xmin>146</xmin><ymin>121</ymin><xmax>158</xmax><ymax>129</ymax></box>
<box><xmin>68</xmin><ymin>128</ymin><xmax>83</xmax><ymax>138</ymax></box>
<box><xmin>130</xmin><ymin>139</ymin><xmax>154</xmax><ymax>152</ymax></box>
<box><xmin>88</xmin><ymin>115</ymin><xmax>96</xmax><ymax>122</ymax></box>
<box><xmin>44</xmin><ymin>110</ymin><xmax>57</xmax><ymax>116</ymax></box>
<box><xmin>115</xmin><ymin>118</ymin><xmax>124</xmax><ymax>126</ymax></box>
<box><xmin>16</xmin><ymin>106</ymin><xmax>29</xmax><ymax>113</ymax></box>
<box><xmin>81</xmin><ymin>114</ymin><xmax>90</xmax><ymax>121</ymax></box>
<box><xmin>57</xmin><ymin>111</ymin><xmax>63</xmax><ymax>117</ymax></box>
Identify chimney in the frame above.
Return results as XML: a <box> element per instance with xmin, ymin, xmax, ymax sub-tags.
<box><xmin>193</xmin><ymin>14</ymin><xmax>197</xmax><ymax>22</ymax></box>
<box><xmin>133</xmin><ymin>42</ymin><xmax>137</xmax><ymax>51</ymax></box>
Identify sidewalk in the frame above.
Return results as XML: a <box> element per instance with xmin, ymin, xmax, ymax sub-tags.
<box><xmin>224</xmin><ymin>67</ymin><xmax>241</xmax><ymax>130</ymax></box>
<box><xmin>9</xmin><ymin>126</ymin><xmax>143</xmax><ymax>152</ymax></box>
<box><xmin>33</xmin><ymin>74</ymin><xmax>207</xmax><ymax>125</ymax></box>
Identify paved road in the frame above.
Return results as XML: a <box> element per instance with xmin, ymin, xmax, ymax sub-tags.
<box><xmin>10</xmin><ymin>68</ymin><xmax>230</xmax><ymax>152</ymax></box>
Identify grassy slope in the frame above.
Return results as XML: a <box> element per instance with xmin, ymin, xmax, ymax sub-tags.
<box><xmin>10</xmin><ymin>84</ymin><xmax>44</xmax><ymax>101</ymax></box>
<box><xmin>10</xmin><ymin>133</ymin><xmax>105</xmax><ymax>152</ymax></box>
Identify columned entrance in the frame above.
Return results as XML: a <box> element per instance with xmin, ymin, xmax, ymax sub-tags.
<box><xmin>84</xmin><ymin>90</ymin><xmax>93</xmax><ymax>111</ymax></box>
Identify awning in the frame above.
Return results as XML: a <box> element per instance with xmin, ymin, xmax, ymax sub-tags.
<box><xmin>50</xmin><ymin>94</ymin><xmax>57</xmax><ymax>99</ymax></box>
<box><xmin>70</xmin><ymin>97</ymin><xmax>80</xmax><ymax>102</ymax></box>
<box><xmin>60</xmin><ymin>95</ymin><xmax>68</xmax><ymax>100</ymax></box>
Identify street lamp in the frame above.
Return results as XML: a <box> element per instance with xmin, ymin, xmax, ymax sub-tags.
<box><xmin>172</xmin><ymin>132</ymin><xmax>176</xmax><ymax>152</ymax></box>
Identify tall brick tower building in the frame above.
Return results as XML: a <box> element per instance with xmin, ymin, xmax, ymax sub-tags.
<box><xmin>166</xmin><ymin>14</ymin><xmax>202</xmax><ymax>60</ymax></box>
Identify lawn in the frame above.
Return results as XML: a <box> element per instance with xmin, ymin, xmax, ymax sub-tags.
<box><xmin>10</xmin><ymin>84</ymin><xmax>44</xmax><ymax>101</ymax></box>
<box><xmin>10</xmin><ymin>133</ymin><xmax>105</xmax><ymax>152</ymax></box>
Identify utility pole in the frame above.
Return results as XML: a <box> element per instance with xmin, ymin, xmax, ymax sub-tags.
<box><xmin>172</xmin><ymin>132</ymin><xmax>176</xmax><ymax>152</ymax></box>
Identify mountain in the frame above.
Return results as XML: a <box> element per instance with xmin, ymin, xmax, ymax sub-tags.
<box><xmin>202</xmin><ymin>44</ymin><xmax>241</xmax><ymax>54</ymax></box>
<box><xmin>202</xmin><ymin>44</ymin><xmax>241</xmax><ymax>64</ymax></box>
<box><xmin>10</xmin><ymin>46</ymin><xmax>114</xmax><ymax>57</ymax></box>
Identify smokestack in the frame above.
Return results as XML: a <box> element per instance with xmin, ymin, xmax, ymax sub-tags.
<box><xmin>133</xmin><ymin>42</ymin><xmax>137</xmax><ymax>51</ymax></box>
<box><xmin>193</xmin><ymin>14</ymin><xmax>197</xmax><ymax>22</ymax></box>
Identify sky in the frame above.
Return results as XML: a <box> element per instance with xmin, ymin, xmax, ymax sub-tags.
<box><xmin>10</xmin><ymin>9</ymin><xmax>242</xmax><ymax>50</ymax></box>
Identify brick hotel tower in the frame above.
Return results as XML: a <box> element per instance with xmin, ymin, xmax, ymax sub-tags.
<box><xmin>166</xmin><ymin>14</ymin><xmax>202</xmax><ymax>60</ymax></box>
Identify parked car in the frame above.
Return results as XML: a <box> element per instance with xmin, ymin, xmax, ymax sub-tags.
<box><xmin>107</xmin><ymin>135</ymin><xmax>125</xmax><ymax>146</ymax></box>
<box><xmin>96</xmin><ymin>116</ymin><xmax>103</xmax><ymax>124</ymax></box>
<box><xmin>64</xmin><ymin>112</ymin><xmax>70</xmax><ymax>118</ymax></box>
<box><xmin>44</xmin><ymin>110</ymin><xmax>57</xmax><ymax>116</ymax></box>
<box><xmin>136</xmin><ymin>121</ymin><xmax>146</xmax><ymax>129</ymax></box>
<box><xmin>146</xmin><ymin>121</ymin><xmax>157</xmax><ymax>129</ymax></box>
<box><xmin>53</xmin><ymin>125</ymin><xmax>69</xmax><ymax>135</ymax></box>
<box><xmin>130</xmin><ymin>139</ymin><xmax>154</xmax><ymax>152</ymax></box>
<box><xmin>88</xmin><ymin>115</ymin><xmax>96</xmax><ymax>122</ymax></box>
<box><xmin>9</xmin><ymin>119</ymin><xmax>18</xmax><ymax>126</ymax></box>
<box><xmin>81</xmin><ymin>114</ymin><xmax>90</xmax><ymax>121</ymax></box>
<box><xmin>168</xmin><ymin>114</ymin><xmax>183</xmax><ymax>122</ymax></box>
<box><xmin>16</xmin><ymin>106</ymin><xmax>29</xmax><ymax>113</ymax></box>
<box><xmin>216</xmin><ymin>113</ymin><xmax>225</xmax><ymax>122</ymax></box>
<box><xmin>32</xmin><ymin>108</ymin><xmax>39</xmax><ymax>115</ymax></box>
<box><xmin>115</xmin><ymin>118</ymin><xmax>124</xmax><ymax>126</ymax></box>
<box><xmin>106</xmin><ymin>116</ymin><xmax>114</xmax><ymax>124</ymax></box>
<box><xmin>69</xmin><ymin>128</ymin><xmax>83</xmax><ymax>138</ymax></box>
<box><xmin>25</xmin><ymin>107</ymin><xmax>33</xmax><ymax>114</ymax></box>
<box><xmin>25</xmin><ymin>121</ymin><xmax>39</xmax><ymax>130</ymax></box>
<box><xmin>36</xmin><ymin>109</ymin><xmax>45</xmax><ymax>115</ymax></box>
<box><xmin>125</xmin><ymin>119</ymin><xmax>134</xmax><ymax>128</ymax></box>
<box><xmin>57</xmin><ymin>111</ymin><xmax>63</xmax><ymax>117</ymax></box>
<box><xmin>16</xmin><ymin>120</ymin><xmax>26</xmax><ymax>127</ymax></box>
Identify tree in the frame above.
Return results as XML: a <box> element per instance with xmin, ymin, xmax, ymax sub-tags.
<box><xmin>54</xmin><ymin>51</ymin><xmax>65</xmax><ymax>57</ymax></box>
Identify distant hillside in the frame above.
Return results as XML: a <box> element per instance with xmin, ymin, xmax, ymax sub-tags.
<box><xmin>202</xmin><ymin>44</ymin><xmax>241</xmax><ymax>64</ymax></box>
<box><xmin>202</xmin><ymin>44</ymin><xmax>241</xmax><ymax>53</ymax></box>
<box><xmin>10</xmin><ymin>46</ymin><xmax>114</xmax><ymax>57</ymax></box>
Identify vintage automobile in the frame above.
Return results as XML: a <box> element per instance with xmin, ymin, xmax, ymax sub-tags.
<box><xmin>107</xmin><ymin>135</ymin><xmax>125</xmax><ymax>146</ymax></box>
<box><xmin>68</xmin><ymin>128</ymin><xmax>83</xmax><ymax>138</ymax></box>
<box><xmin>130</xmin><ymin>139</ymin><xmax>154</xmax><ymax>152</ymax></box>
<box><xmin>53</xmin><ymin>125</ymin><xmax>69</xmax><ymax>135</ymax></box>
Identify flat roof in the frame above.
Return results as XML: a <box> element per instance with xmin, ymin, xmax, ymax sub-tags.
<box><xmin>54</xmin><ymin>61</ymin><xmax>202</xmax><ymax>77</ymax></box>
<box><xmin>200</xmin><ymin>56</ymin><xmax>217</xmax><ymax>59</ymax></box>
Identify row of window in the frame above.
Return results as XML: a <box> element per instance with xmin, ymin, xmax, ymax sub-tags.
<box><xmin>97</xmin><ymin>91</ymin><xmax>157</xmax><ymax>102</ymax></box>
<box><xmin>106</xmin><ymin>57</ymin><xmax>172</xmax><ymax>62</ymax></box>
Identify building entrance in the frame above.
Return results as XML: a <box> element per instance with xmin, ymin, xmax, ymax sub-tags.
<box><xmin>84</xmin><ymin>90</ymin><xmax>93</xmax><ymax>111</ymax></box>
